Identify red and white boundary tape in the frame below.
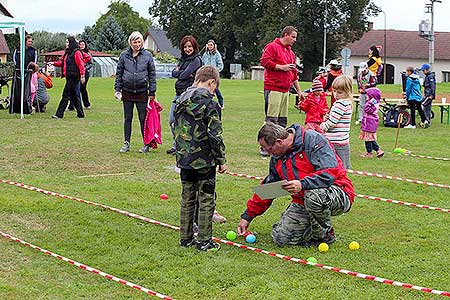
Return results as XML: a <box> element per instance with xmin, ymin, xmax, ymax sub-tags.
<box><xmin>405</xmin><ymin>153</ymin><xmax>450</xmax><ymax>162</ymax></box>
<box><xmin>222</xmin><ymin>171</ymin><xmax>450</xmax><ymax>214</ymax></box>
<box><xmin>1</xmin><ymin>179</ymin><xmax>449</xmax><ymax>297</ymax></box>
<box><xmin>356</xmin><ymin>194</ymin><xmax>450</xmax><ymax>213</ymax></box>
<box><xmin>0</xmin><ymin>231</ymin><xmax>173</xmax><ymax>300</ymax></box>
<box><xmin>347</xmin><ymin>169</ymin><xmax>450</xmax><ymax>189</ymax></box>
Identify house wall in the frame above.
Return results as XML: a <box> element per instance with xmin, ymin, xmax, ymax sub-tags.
<box><xmin>0</xmin><ymin>54</ymin><xmax>7</xmax><ymax>62</ymax></box>
<box><xmin>144</xmin><ymin>37</ymin><xmax>157</xmax><ymax>52</ymax></box>
<box><xmin>348</xmin><ymin>55</ymin><xmax>450</xmax><ymax>84</ymax></box>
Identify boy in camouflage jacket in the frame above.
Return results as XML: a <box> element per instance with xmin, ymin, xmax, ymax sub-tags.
<box><xmin>174</xmin><ymin>66</ymin><xmax>227</xmax><ymax>251</ymax></box>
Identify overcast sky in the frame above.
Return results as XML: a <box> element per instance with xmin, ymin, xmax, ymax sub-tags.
<box><xmin>4</xmin><ymin>0</ymin><xmax>450</xmax><ymax>34</ymax></box>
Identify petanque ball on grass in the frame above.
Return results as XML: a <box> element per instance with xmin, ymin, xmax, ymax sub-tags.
<box><xmin>226</xmin><ymin>231</ymin><xmax>237</xmax><ymax>241</ymax></box>
<box><xmin>349</xmin><ymin>241</ymin><xmax>360</xmax><ymax>250</ymax></box>
<box><xmin>159</xmin><ymin>193</ymin><xmax>169</xmax><ymax>200</ymax></box>
<box><xmin>245</xmin><ymin>234</ymin><xmax>256</xmax><ymax>244</ymax></box>
<box><xmin>318</xmin><ymin>242</ymin><xmax>329</xmax><ymax>252</ymax></box>
<box><xmin>306</xmin><ymin>256</ymin><xmax>317</xmax><ymax>264</ymax></box>
<box><xmin>393</xmin><ymin>148</ymin><xmax>402</xmax><ymax>154</ymax></box>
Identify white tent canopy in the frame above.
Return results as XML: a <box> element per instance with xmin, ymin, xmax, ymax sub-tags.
<box><xmin>0</xmin><ymin>14</ymin><xmax>26</xmax><ymax>119</ymax></box>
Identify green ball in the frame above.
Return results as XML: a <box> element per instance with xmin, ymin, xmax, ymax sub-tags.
<box><xmin>226</xmin><ymin>231</ymin><xmax>237</xmax><ymax>241</ymax></box>
<box><xmin>393</xmin><ymin>148</ymin><xmax>402</xmax><ymax>154</ymax></box>
<box><xmin>306</xmin><ymin>256</ymin><xmax>317</xmax><ymax>264</ymax></box>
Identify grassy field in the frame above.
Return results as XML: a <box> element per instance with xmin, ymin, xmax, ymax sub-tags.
<box><xmin>0</xmin><ymin>78</ymin><xmax>449</xmax><ymax>300</ymax></box>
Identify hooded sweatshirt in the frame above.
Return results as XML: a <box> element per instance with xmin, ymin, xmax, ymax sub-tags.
<box><xmin>361</xmin><ymin>87</ymin><xmax>381</xmax><ymax>133</ymax></box>
<box><xmin>405</xmin><ymin>73</ymin><xmax>422</xmax><ymax>102</ymax></box>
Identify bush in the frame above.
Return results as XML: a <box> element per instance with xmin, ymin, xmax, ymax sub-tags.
<box><xmin>0</xmin><ymin>62</ymin><xmax>15</xmax><ymax>77</ymax></box>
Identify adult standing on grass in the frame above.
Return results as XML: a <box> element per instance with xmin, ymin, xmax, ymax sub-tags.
<box><xmin>49</xmin><ymin>36</ymin><xmax>85</xmax><ymax>119</ymax></box>
<box><xmin>114</xmin><ymin>31</ymin><xmax>157</xmax><ymax>153</ymax></box>
<box><xmin>237</xmin><ymin>122</ymin><xmax>354</xmax><ymax>247</ymax></box>
<box><xmin>166</xmin><ymin>35</ymin><xmax>203</xmax><ymax>155</ymax></box>
<box><xmin>201</xmin><ymin>40</ymin><xmax>224</xmax><ymax>109</ymax></box>
<box><xmin>403</xmin><ymin>67</ymin><xmax>425</xmax><ymax>129</ymax></box>
<box><xmin>13</xmin><ymin>35</ymin><xmax>37</xmax><ymax>68</ymax></box>
<box><xmin>260</xmin><ymin>26</ymin><xmax>301</xmax><ymax>129</ymax></box>
<box><xmin>367</xmin><ymin>45</ymin><xmax>382</xmax><ymax>79</ymax></box>
<box><xmin>69</xmin><ymin>40</ymin><xmax>92</xmax><ymax>111</ymax></box>
<box><xmin>420</xmin><ymin>63</ymin><xmax>436</xmax><ymax>128</ymax></box>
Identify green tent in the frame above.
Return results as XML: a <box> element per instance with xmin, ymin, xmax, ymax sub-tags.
<box><xmin>0</xmin><ymin>15</ymin><xmax>25</xmax><ymax>119</ymax></box>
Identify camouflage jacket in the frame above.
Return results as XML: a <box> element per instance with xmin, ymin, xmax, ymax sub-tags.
<box><xmin>174</xmin><ymin>86</ymin><xmax>226</xmax><ymax>169</ymax></box>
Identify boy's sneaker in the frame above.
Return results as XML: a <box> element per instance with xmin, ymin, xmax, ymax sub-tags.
<box><xmin>404</xmin><ymin>124</ymin><xmax>416</xmax><ymax>129</ymax></box>
<box><xmin>354</xmin><ymin>120</ymin><xmax>360</xmax><ymax>125</ymax></box>
<box><xmin>166</xmin><ymin>147</ymin><xmax>176</xmax><ymax>155</ymax></box>
<box><xmin>180</xmin><ymin>238</ymin><xmax>196</xmax><ymax>248</ymax></box>
<box><xmin>119</xmin><ymin>141</ymin><xmax>130</xmax><ymax>153</ymax></box>
<box><xmin>423</xmin><ymin>120</ymin><xmax>430</xmax><ymax>128</ymax></box>
<box><xmin>196</xmin><ymin>239</ymin><xmax>220</xmax><ymax>252</ymax></box>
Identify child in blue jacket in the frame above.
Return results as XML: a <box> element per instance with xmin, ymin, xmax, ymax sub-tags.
<box><xmin>404</xmin><ymin>67</ymin><xmax>426</xmax><ymax>129</ymax></box>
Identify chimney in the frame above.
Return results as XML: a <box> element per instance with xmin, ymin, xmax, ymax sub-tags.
<box><xmin>368</xmin><ymin>22</ymin><xmax>374</xmax><ymax>31</ymax></box>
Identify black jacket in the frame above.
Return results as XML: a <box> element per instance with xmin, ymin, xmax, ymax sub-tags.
<box><xmin>423</xmin><ymin>72</ymin><xmax>436</xmax><ymax>99</ymax></box>
<box><xmin>13</xmin><ymin>47</ymin><xmax>37</xmax><ymax>68</ymax></box>
<box><xmin>172</xmin><ymin>53</ymin><xmax>202</xmax><ymax>96</ymax></box>
<box><xmin>114</xmin><ymin>48</ymin><xmax>157</xmax><ymax>96</ymax></box>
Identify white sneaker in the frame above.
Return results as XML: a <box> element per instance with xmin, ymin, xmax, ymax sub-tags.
<box><xmin>404</xmin><ymin>125</ymin><xmax>416</xmax><ymax>129</ymax></box>
<box><xmin>354</xmin><ymin>120</ymin><xmax>360</xmax><ymax>125</ymax></box>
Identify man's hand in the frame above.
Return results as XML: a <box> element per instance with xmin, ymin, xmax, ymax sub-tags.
<box><xmin>281</xmin><ymin>180</ymin><xmax>302</xmax><ymax>195</ymax></box>
<box><xmin>148</xmin><ymin>95</ymin><xmax>155</xmax><ymax>102</ymax></box>
<box><xmin>217</xmin><ymin>164</ymin><xmax>228</xmax><ymax>173</ymax></box>
<box><xmin>276</xmin><ymin>64</ymin><xmax>296</xmax><ymax>72</ymax></box>
<box><xmin>237</xmin><ymin>219</ymin><xmax>250</xmax><ymax>235</ymax></box>
<box><xmin>80</xmin><ymin>76</ymin><xmax>86</xmax><ymax>85</ymax></box>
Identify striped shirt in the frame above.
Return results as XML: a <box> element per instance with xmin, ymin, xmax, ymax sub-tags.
<box><xmin>321</xmin><ymin>98</ymin><xmax>353</xmax><ymax>145</ymax></box>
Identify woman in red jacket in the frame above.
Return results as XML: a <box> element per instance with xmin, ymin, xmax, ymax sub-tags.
<box><xmin>49</xmin><ymin>36</ymin><xmax>85</xmax><ymax>119</ymax></box>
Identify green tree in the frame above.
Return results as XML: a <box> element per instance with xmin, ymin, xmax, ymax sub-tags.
<box><xmin>95</xmin><ymin>0</ymin><xmax>150</xmax><ymax>38</ymax></box>
<box><xmin>31</xmin><ymin>31</ymin><xmax>67</xmax><ymax>53</ymax></box>
<box><xmin>79</xmin><ymin>26</ymin><xmax>98</xmax><ymax>51</ymax></box>
<box><xmin>96</xmin><ymin>16</ymin><xmax>127</xmax><ymax>51</ymax></box>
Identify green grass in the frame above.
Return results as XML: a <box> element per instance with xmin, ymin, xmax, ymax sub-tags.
<box><xmin>0</xmin><ymin>78</ymin><xmax>449</xmax><ymax>300</ymax></box>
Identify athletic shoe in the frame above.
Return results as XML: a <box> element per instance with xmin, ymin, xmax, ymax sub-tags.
<box><xmin>119</xmin><ymin>141</ymin><xmax>130</xmax><ymax>153</ymax></box>
<box><xmin>360</xmin><ymin>152</ymin><xmax>373</xmax><ymax>158</ymax></box>
<box><xmin>51</xmin><ymin>115</ymin><xmax>61</xmax><ymax>119</ymax></box>
<box><xmin>197</xmin><ymin>239</ymin><xmax>221</xmax><ymax>252</ymax></box>
<box><xmin>180</xmin><ymin>238</ymin><xmax>196</xmax><ymax>248</ymax></box>
<box><xmin>139</xmin><ymin>145</ymin><xmax>150</xmax><ymax>153</ymax></box>
<box><xmin>85</xmin><ymin>106</ymin><xmax>91</xmax><ymax>110</ymax></box>
<box><xmin>321</xmin><ymin>228</ymin><xmax>336</xmax><ymax>244</ymax></box>
<box><xmin>423</xmin><ymin>120</ymin><xmax>430</xmax><ymax>128</ymax></box>
<box><xmin>376</xmin><ymin>150</ymin><xmax>385</xmax><ymax>158</ymax></box>
<box><xmin>404</xmin><ymin>125</ymin><xmax>416</xmax><ymax>129</ymax></box>
<box><xmin>212</xmin><ymin>211</ymin><xmax>227</xmax><ymax>223</ymax></box>
<box><xmin>166</xmin><ymin>147</ymin><xmax>176</xmax><ymax>155</ymax></box>
<box><xmin>354</xmin><ymin>120</ymin><xmax>361</xmax><ymax>125</ymax></box>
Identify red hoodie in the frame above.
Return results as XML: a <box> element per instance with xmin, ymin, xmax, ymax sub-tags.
<box><xmin>299</xmin><ymin>92</ymin><xmax>329</xmax><ymax>123</ymax></box>
<box><xmin>53</xmin><ymin>50</ymin><xmax>85</xmax><ymax>77</ymax></box>
<box><xmin>260</xmin><ymin>38</ymin><xmax>298</xmax><ymax>92</ymax></box>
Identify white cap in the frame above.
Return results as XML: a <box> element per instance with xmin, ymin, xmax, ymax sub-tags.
<box><xmin>329</xmin><ymin>59</ymin><xmax>341</xmax><ymax>66</ymax></box>
<box><xmin>359</xmin><ymin>62</ymin><xmax>368</xmax><ymax>70</ymax></box>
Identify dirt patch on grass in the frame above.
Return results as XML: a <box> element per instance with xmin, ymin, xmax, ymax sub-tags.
<box><xmin>0</xmin><ymin>213</ymin><xmax>49</xmax><ymax>231</ymax></box>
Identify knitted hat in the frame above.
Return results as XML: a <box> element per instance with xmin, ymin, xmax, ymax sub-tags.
<box><xmin>311</xmin><ymin>80</ymin><xmax>323</xmax><ymax>92</ymax></box>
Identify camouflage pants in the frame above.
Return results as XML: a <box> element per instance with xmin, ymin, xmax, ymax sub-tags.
<box><xmin>272</xmin><ymin>185</ymin><xmax>351</xmax><ymax>246</ymax></box>
<box><xmin>180</xmin><ymin>167</ymin><xmax>216</xmax><ymax>242</ymax></box>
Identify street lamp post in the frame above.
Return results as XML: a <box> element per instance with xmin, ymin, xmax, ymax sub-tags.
<box><xmin>322</xmin><ymin>0</ymin><xmax>327</xmax><ymax>67</ymax></box>
<box><xmin>381</xmin><ymin>10</ymin><xmax>387</xmax><ymax>84</ymax></box>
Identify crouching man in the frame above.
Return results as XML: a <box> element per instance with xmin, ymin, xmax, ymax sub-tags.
<box><xmin>237</xmin><ymin>122</ymin><xmax>355</xmax><ymax>246</ymax></box>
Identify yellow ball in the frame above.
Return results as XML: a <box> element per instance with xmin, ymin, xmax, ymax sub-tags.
<box><xmin>349</xmin><ymin>241</ymin><xmax>360</xmax><ymax>250</ymax></box>
<box><xmin>318</xmin><ymin>242</ymin><xmax>329</xmax><ymax>252</ymax></box>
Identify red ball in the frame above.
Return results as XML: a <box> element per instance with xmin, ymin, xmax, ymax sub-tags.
<box><xmin>243</xmin><ymin>231</ymin><xmax>253</xmax><ymax>238</ymax></box>
<box><xmin>160</xmin><ymin>193</ymin><xmax>169</xmax><ymax>200</ymax></box>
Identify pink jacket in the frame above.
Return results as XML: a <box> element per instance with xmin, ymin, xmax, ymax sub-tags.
<box><xmin>144</xmin><ymin>99</ymin><xmax>163</xmax><ymax>148</ymax></box>
<box><xmin>30</xmin><ymin>72</ymin><xmax>38</xmax><ymax>103</ymax></box>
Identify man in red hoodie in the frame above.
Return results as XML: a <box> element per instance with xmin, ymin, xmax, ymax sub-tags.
<box><xmin>260</xmin><ymin>26</ymin><xmax>301</xmax><ymax>132</ymax></box>
<box><xmin>237</xmin><ymin>122</ymin><xmax>354</xmax><ymax>247</ymax></box>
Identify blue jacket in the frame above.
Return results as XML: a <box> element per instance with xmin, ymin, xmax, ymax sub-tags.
<box><xmin>405</xmin><ymin>74</ymin><xmax>422</xmax><ymax>102</ymax></box>
<box><xmin>201</xmin><ymin>50</ymin><xmax>224</xmax><ymax>72</ymax></box>
<box><xmin>115</xmin><ymin>48</ymin><xmax>157</xmax><ymax>96</ymax></box>
<box><xmin>423</xmin><ymin>72</ymin><xmax>436</xmax><ymax>98</ymax></box>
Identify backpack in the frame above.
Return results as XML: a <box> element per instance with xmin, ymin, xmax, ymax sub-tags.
<box><xmin>383</xmin><ymin>107</ymin><xmax>398</xmax><ymax>128</ymax></box>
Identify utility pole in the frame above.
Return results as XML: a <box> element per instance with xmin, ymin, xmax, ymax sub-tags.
<box><xmin>322</xmin><ymin>0</ymin><xmax>327</xmax><ymax>67</ymax></box>
<box><xmin>423</xmin><ymin>0</ymin><xmax>441</xmax><ymax>68</ymax></box>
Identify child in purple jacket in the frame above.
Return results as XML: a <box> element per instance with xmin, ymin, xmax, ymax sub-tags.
<box><xmin>359</xmin><ymin>87</ymin><xmax>384</xmax><ymax>158</ymax></box>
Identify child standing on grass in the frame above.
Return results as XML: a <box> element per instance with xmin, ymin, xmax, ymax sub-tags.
<box><xmin>359</xmin><ymin>87</ymin><xmax>384</xmax><ymax>158</ymax></box>
<box><xmin>174</xmin><ymin>65</ymin><xmax>227</xmax><ymax>252</ymax></box>
<box><xmin>299</xmin><ymin>80</ymin><xmax>328</xmax><ymax>133</ymax></box>
<box><xmin>321</xmin><ymin>75</ymin><xmax>353</xmax><ymax>169</ymax></box>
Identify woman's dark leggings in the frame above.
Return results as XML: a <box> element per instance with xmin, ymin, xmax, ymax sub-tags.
<box><xmin>365</xmin><ymin>141</ymin><xmax>380</xmax><ymax>153</ymax></box>
<box><xmin>123</xmin><ymin>101</ymin><xmax>147</xmax><ymax>143</ymax></box>
<box><xmin>80</xmin><ymin>73</ymin><xmax>90</xmax><ymax>107</ymax></box>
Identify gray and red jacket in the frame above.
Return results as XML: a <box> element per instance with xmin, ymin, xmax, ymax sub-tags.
<box><xmin>241</xmin><ymin>124</ymin><xmax>354</xmax><ymax>222</ymax></box>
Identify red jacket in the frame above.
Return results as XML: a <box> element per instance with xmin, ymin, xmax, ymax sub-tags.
<box><xmin>144</xmin><ymin>99</ymin><xmax>163</xmax><ymax>148</ymax></box>
<box><xmin>53</xmin><ymin>50</ymin><xmax>85</xmax><ymax>77</ymax></box>
<box><xmin>299</xmin><ymin>92</ymin><xmax>329</xmax><ymax>123</ymax></box>
<box><xmin>241</xmin><ymin>124</ymin><xmax>354</xmax><ymax>221</ymax></box>
<box><xmin>260</xmin><ymin>38</ymin><xmax>298</xmax><ymax>92</ymax></box>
